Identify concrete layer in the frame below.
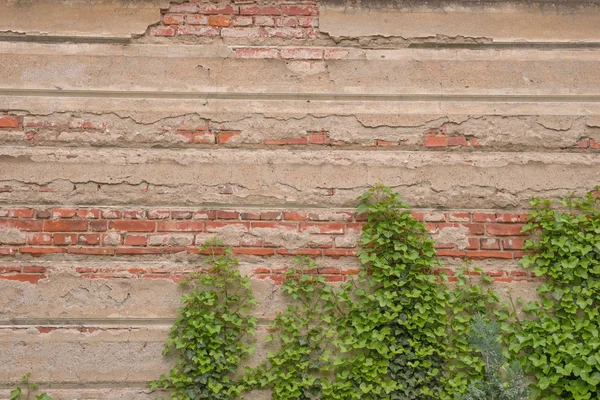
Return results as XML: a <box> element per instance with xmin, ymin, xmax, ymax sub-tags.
<box><xmin>1</xmin><ymin>0</ymin><xmax>166</xmax><ymax>38</ymax></box>
<box><xmin>0</xmin><ymin>327</ymin><xmax>170</xmax><ymax>383</ymax></box>
<box><xmin>319</xmin><ymin>4</ymin><xmax>600</xmax><ymax>42</ymax></box>
<box><xmin>0</xmin><ymin>147</ymin><xmax>597</xmax><ymax>208</ymax></box>
<box><xmin>3</xmin><ymin>50</ymin><xmax>600</xmax><ymax>95</ymax></box>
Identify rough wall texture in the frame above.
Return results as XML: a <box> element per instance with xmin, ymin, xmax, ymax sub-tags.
<box><xmin>1</xmin><ymin>0</ymin><xmax>600</xmax><ymax>398</ymax></box>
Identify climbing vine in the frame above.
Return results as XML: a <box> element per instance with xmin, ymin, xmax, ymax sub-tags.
<box><xmin>245</xmin><ymin>256</ymin><xmax>339</xmax><ymax>399</ymax></box>
<box><xmin>150</xmin><ymin>239</ymin><xmax>257</xmax><ymax>399</ymax></box>
<box><xmin>507</xmin><ymin>189</ymin><xmax>600</xmax><ymax>399</ymax></box>
<box><xmin>321</xmin><ymin>184</ymin><xmax>502</xmax><ymax>399</ymax></box>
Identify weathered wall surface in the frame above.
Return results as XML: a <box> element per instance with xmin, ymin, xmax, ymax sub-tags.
<box><xmin>1</xmin><ymin>0</ymin><xmax>599</xmax><ymax>398</ymax></box>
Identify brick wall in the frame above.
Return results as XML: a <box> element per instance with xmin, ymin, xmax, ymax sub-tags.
<box><xmin>1</xmin><ymin>0</ymin><xmax>599</xmax><ymax>398</ymax></box>
<box><xmin>151</xmin><ymin>0</ymin><xmax>319</xmax><ymax>39</ymax></box>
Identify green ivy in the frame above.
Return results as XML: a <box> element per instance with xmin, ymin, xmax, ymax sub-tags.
<box><xmin>150</xmin><ymin>239</ymin><xmax>257</xmax><ymax>399</ymax></box>
<box><xmin>10</xmin><ymin>374</ymin><xmax>52</xmax><ymax>400</ymax></box>
<box><xmin>321</xmin><ymin>184</ymin><xmax>501</xmax><ymax>399</ymax></box>
<box><xmin>507</xmin><ymin>189</ymin><xmax>600</xmax><ymax>399</ymax></box>
<box><xmin>245</xmin><ymin>256</ymin><xmax>339</xmax><ymax>399</ymax></box>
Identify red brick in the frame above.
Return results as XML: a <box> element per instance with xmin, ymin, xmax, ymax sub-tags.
<box><xmin>149</xmin><ymin>26</ymin><xmax>176</xmax><ymax>37</ymax></box>
<box><xmin>217</xmin><ymin>131</ymin><xmax>241</xmax><ymax>144</ymax></box>
<box><xmin>171</xmin><ymin>211</ymin><xmax>193</xmax><ymax>219</ymax></box>
<box><xmin>447</xmin><ymin>136</ymin><xmax>468</xmax><ymax>146</ymax></box>
<box><xmin>77</xmin><ymin>209</ymin><xmax>100</xmax><ymax>219</ymax></box>
<box><xmin>193</xmin><ymin>131</ymin><xmax>216</xmax><ymax>144</ymax></box>
<box><xmin>307</xmin><ymin>133</ymin><xmax>329</xmax><ymax>144</ymax></box>
<box><xmin>109</xmin><ymin>221</ymin><xmax>155</xmax><ymax>232</ymax></box>
<box><xmin>342</xmin><ymin>269</ymin><xmax>361</xmax><ymax>275</ymax></box>
<box><xmin>324</xmin><ymin>249</ymin><xmax>357</xmax><ymax>258</ymax></box>
<box><xmin>77</xmin><ymin>234</ymin><xmax>100</xmax><ymax>245</ymax></box>
<box><xmin>277</xmin><ymin>16</ymin><xmax>297</xmax><ymax>27</ymax></box>
<box><xmin>221</xmin><ymin>27</ymin><xmax>261</xmax><ymax>38</ymax></box>
<box><xmin>177</xmin><ymin>26</ymin><xmax>220</xmax><ymax>36</ymax></box>
<box><xmin>22</xmin><ymin>265</ymin><xmax>47</xmax><ymax>273</ymax></box>
<box><xmin>486</xmin><ymin>224</ymin><xmax>526</xmax><ymax>236</ymax></box>
<box><xmin>284</xmin><ymin>212</ymin><xmax>307</xmax><ymax>221</ymax></box>
<box><xmin>281</xmin><ymin>49</ymin><xmax>323</xmax><ymax>60</ymax></box>
<box><xmin>465</xmin><ymin>251</ymin><xmax>513</xmax><ymax>259</ymax></box>
<box><xmin>325</xmin><ymin>275</ymin><xmax>345</xmax><ymax>282</ymax></box>
<box><xmin>206</xmin><ymin>221</ymin><xmax>249</xmax><ymax>232</ymax></box>
<box><xmin>52</xmin><ymin>208</ymin><xmax>76</xmax><ymax>218</ymax></box>
<box><xmin>281</xmin><ymin>5</ymin><xmax>318</xmax><ymax>15</ymax></box>
<box><xmin>480</xmin><ymin>238</ymin><xmax>500</xmax><ymax>250</ymax></box>
<box><xmin>233</xmin><ymin>248</ymin><xmax>275</xmax><ymax>256</ymax></box>
<box><xmin>147</xmin><ymin>210</ymin><xmax>170</xmax><ymax>219</ymax></box>
<box><xmin>285</xmin><ymin>137</ymin><xmax>309</xmax><ymax>145</ymax></box>
<box><xmin>235</xmin><ymin>48</ymin><xmax>279</xmax><ymax>59</ymax></box>
<box><xmin>473</xmin><ymin>213</ymin><xmax>495</xmax><ymax>222</ymax></box>
<box><xmin>260</xmin><ymin>211</ymin><xmax>282</xmax><ymax>220</ymax></box>
<box><xmin>193</xmin><ymin>210</ymin><xmax>216</xmax><ymax>220</ymax></box>
<box><xmin>157</xmin><ymin>221</ymin><xmax>204</xmax><ymax>232</ymax></box>
<box><xmin>298</xmin><ymin>17</ymin><xmax>317</xmax><ymax>27</ymax></box>
<box><xmin>53</xmin><ymin>233</ymin><xmax>77</xmax><ymax>245</ymax></box>
<box><xmin>254</xmin><ymin>16</ymin><xmax>276</xmax><ymax>26</ymax></box>
<box><xmin>28</xmin><ymin>233</ymin><xmax>52</xmax><ymax>245</ymax></box>
<box><xmin>163</xmin><ymin>13</ymin><xmax>185</xmax><ymax>25</ymax></box>
<box><xmin>495</xmin><ymin>213</ymin><xmax>527</xmax><ymax>223</ymax></box>
<box><xmin>0</xmin><ymin>266</ymin><xmax>20</xmax><ymax>273</ymax></box>
<box><xmin>423</xmin><ymin>213</ymin><xmax>446</xmax><ymax>222</ymax></box>
<box><xmin>0</xmin><ymin>116</ymin><xmax>20</xmax><ymax>128</ymax></box>
<box><xmin>186</xmin><ymin>14</ymin><xmax>209</xmax><ymax>25</ymax></box>
<box><xmin>0</xmin><ymin>274</ymin><xmax>41</xmax><ymax>284</ymax></box>
<box><xmin>125</xmin><ymin>235</ymin><xmax>148</xmax><ymax>246</ymax></box>
<box><xmin>208</xmin><ymin>15</ymin><xmax>231</xmax><ymax>26</ymax></box>
<box><xmin>101</xmin><ymin>210</ymin><xmax>122</xmax><ymax>219</ymax></box>
<box><xmin>68</xmin><ymin>247</ymin><xmax>114</xmax><ymax>255</ymax></box>
<box><xmin>437</xmin><ymin>250</ymin><xmax>465</xmax><ymax>258</ymax></box>
<box><xmin>217</xmin><ymin>210</ymin><xmax>239</xmax><ymax>219</ymax></box>
<box><xmin>116</xmin><ymin>248</ymin><xmax>163</xmax><ymax>255</ymax></box>
<box><xmin>36</xmin><ymin>210</ymin><xmax>52</xmax><ymax>219</ymax></box>
<box><xmin>240</xmin><ymin>212</ymin><xmax>261</xmax><ymax>220</ymax></box>
<box><xmin>90</xmin><ymin>220</ymin><xmax>108</xmax><ymax>232</ymax></box>
<box><xmin>509</xmin><ymin>270</ymin><xmax>529</xmax><ymax>277</ymax></box>
<box><xmin>466</xmin><ymin>238</ymin><xmax>480</xmax><ymax>250</ymax></box>
<box><xmin>231</xmin><ymin>16</ymin><xmax>253</xmax><ymax>26</ymax></box>
<box><xmin>240</xmin><ymin>5</ymin><xmax>282</xmax><ymax>15</ymax></box>
<box><xmin>10</xmin><ymin>208</ymin><xmax>35</xmax><ymax>218</ymax></box>
<box><xmin>300</xmin><ymin>222</ymin><xmax>345</xmax><ymax>234</ymax></box>
<box><xmin>122</xmin><ymin>210</ymin><xmax>145</xmax><ymax>219</ymax></box>
<box><xmin>0</xmin><ymin>248</ymin><xmax>16</xmax><ymax>256</ymax></box>
<box><xmin>324</xmin><ymin>49</ymin><xmax>349</xmax><ymax>60</ymax></box>
<box><xmin>424</xmin><ymin>136</ymin><xmax>447</xmax><ymax>147</ymax></box>
<box><xmin>197</xmin><ymin>3</ymin><xmax>237</xmax><ymax>14</ymax></box>
<box><xmin>43</xmin><ymin>220</ymin><xmax>88</xmax><ymax>232</ymax></box>
<box><xmin>19</xmin><ymin>247</ymin><xmax>66</xmax><ymax>256</ymax></box>
<box><xmin>448</xmin><ymin>212</ymin><xmax>471</xmax><ymax>222</ymax></box>
<box><xmin>346</xmin><ymin>222</ymin><xmax>365</xmax><ymax>233</ymax></box>
<box><xmin>502</xmin><ymin>238</ymin><xmax>525</xmax><ymax>250</ymax></box>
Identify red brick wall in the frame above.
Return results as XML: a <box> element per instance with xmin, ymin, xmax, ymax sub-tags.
<box><xmin>150</xmin><ymin>0</ymin><xmax>320</xmax><ymax>39</ymax></box>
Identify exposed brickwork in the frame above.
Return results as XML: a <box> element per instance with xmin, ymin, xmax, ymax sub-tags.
<box><xmin>150</xmin><ymin>1</ymin><xmax>319</xmax><ymax>39</ymax></box>
<box><xmin>6</xmin><ymin>113</ymin><xmax>599</xmax><ymax>152</ymax></box>
<box><xmin>0</xmin><ymin>207</ymin><xmax>530</xmax><ymax>268</ymax></box>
